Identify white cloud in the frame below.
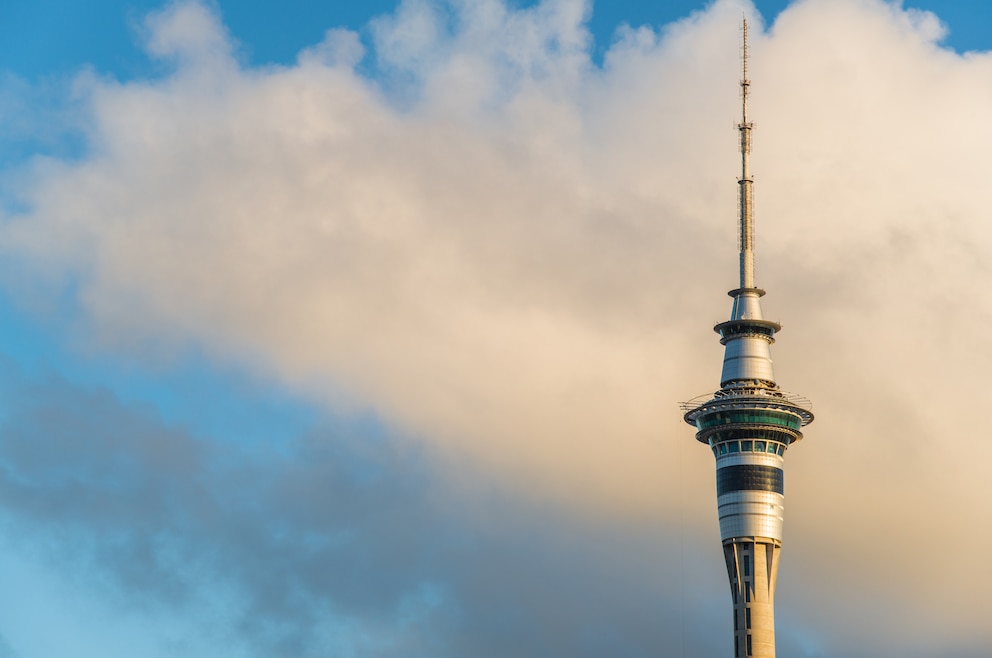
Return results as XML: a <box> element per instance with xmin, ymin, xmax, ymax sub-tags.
<box><xmin>2</xmin><ymin>0</ymin><xmax>992</xmax><ymax>654</ymax></box>
<box><xmin>298</xmin><ymin>29</ymin><xmax>366</xmax><ymax>69</ymax></box>
<box><xmin>141</xmin><ymin>1</ymin><xmax>234</xmax><ymax>65</ymax></box>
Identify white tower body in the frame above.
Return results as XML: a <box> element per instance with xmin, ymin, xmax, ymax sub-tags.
<box><xmin>682</xmin><ymin>20</ymin><xmax>814</xmax><ymax>658</ymax></box>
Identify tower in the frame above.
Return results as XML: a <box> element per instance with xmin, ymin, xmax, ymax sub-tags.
<box><xmin>681</xmin><ymin>20</ymin><xmax>813</xmax><ymax>658</ymax></box>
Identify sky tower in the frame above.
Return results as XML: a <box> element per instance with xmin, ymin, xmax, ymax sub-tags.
<box><xmin>681</xmin><ymin>20</ymin><xmax>814</xmax><ymax>658</ymax></box>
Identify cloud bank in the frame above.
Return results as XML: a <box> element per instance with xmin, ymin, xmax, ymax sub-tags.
<box><xmin>0</xmin><ymin>363</ymin><xmax>715</xmax><ymax>658</ymax></box>
<box><xmin>1</xmin><ymin>0</ymin><xmax>991</xmax><ymax>655</ymax></box>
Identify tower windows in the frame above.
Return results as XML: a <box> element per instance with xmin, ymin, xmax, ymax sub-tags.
<box><xmin>704</xmin><ymin>426</ymin><xmax>795</xmax><ymax>445</ymax></box>
<box><xmin>746</xmin><ymin>608</ymin><xmax>751</xmax><ymax>629</ymax></box>
<box><xmin>710</xmin><ymin>440</ymin><xmax>787</xmax><ymax>455</ymax></box>
<box><xmin>696</xmin><ymin>410</ymin><xmax>802</xmax><ymax>432</ymax></box>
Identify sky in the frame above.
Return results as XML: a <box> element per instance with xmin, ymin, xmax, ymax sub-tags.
<box><xmin>0</xmin><ymin>0</ymin><xmax>991</xmax><ymax>656</ymax></box>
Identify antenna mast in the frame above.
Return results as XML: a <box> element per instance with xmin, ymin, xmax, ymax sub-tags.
<box><xmin>738</xmin><ymin>19</ymin><xmax>755</xmax><ymax>290</ymax></box>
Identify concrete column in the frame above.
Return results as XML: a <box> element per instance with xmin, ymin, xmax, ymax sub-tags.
<box><xmin>724</xmin><ymin>539</ymin><xmax>780</xmax><ymax>657</ymax></box>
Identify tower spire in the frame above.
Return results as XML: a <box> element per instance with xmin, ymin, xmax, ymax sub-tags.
<box><xmin>739</xmin><ymin>18</ymin><xmax>755</xmax><ymax>290</ymax></box>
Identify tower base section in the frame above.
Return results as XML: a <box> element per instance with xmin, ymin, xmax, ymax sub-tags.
<box><xmin>723</xmin><ymin>538</ymin><xmax>780</xmax><ymax>658</ymax></box>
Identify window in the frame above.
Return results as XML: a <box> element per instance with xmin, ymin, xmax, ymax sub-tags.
<box><xmin>706</xmin><ymin>428</ymin><xmax>794</xmax><ymax>445</ymax></box>
<box><xmin>696</xmin><ymin>410</ymin><xmax>802</xmax><ymax>432</ymax></box>
<box><xmin>728</xmin><ymin>442</ymin><xmax>740</xmax><ymax>453</ymax></box>
<box><xmin>720</xmin><ymin>443</ymin><xmax>729</xmax><ymax>455</ymax></box>
<box><xmin>746</xmin><ymin>634</ymin><xmax>752</xmax><ymax>656</ymax></box>
<box><xmin>742</xmin><ymin>440</ymin><xmax>753</xmax><ymax>451</ymax></box>
<box><xmin>754</xmin><ymin>441</ymin><xmax>765</xmax><ymax>452</ymax></box>
<box><xmin>718</xmin><ymin>322</ymin><xmax>776</xmax><ymax>340</ymax></box>
<box><xmin>746</xmin><ymin>608</ymin><xmax>751</xmax><ymax>629</ymax></box>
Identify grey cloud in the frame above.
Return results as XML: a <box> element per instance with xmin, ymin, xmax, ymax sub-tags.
<box><xmin>0</xmin><ymin>363</ymin><xmax>727</xmax><ymax>658</ymax></box>
<box><xmin>0</xmin><ymin>364</ymin><xmax>980</xmax><ymax>657</ymax></box>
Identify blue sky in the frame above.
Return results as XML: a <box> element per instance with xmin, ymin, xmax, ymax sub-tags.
<box><xmin>4</xmin><ymin>2</ymin><xmax>782</xmax><ymax>77</ymax></box>
<box><xmin>2</xmin><ymin>0</ymin><xmax>989</xmax><ymax>82</ymax></box>
<box><xmin>0</xmin><ymin>1</ymin><xmax>991</xmax><ymax>657</ymax></box>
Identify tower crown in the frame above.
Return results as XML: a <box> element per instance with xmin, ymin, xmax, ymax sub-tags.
<box><xmin>681</xmin><ymin>17</ymin><xmax>814</xmax><ymax>438</ymax></box>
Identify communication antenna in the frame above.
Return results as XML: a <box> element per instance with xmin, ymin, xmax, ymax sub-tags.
<box><xmin>738</xmin><ymin>18</ymin><xmax>755</xmax><ymax>290</ymax></box>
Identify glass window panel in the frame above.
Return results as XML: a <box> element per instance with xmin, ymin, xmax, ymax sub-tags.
<box><xmin>754</xmin><ymin>441</ymin><xmax>765</xmax><ymax>452</ymax></box>
<box><xmin>697</xmin><ymin>410</ymin><xmax>801</xmax><ymax>432</ymax></box>
<box><xmin>742</xmin><ymin>440</ymin><xmax>753</xmax><ymax>451</ymax></box>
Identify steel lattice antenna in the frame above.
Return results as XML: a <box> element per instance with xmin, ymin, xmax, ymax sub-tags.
<box><xmin>739</xmin><ymin>18</ymin><xmax>755</xmax><ymax>290</ymax></box>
